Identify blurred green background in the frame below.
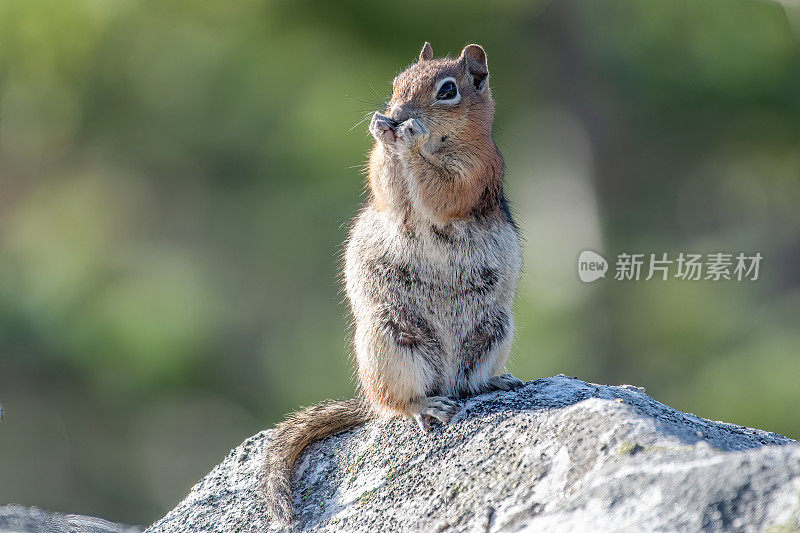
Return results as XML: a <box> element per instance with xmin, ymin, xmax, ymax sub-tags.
<box><xmin>1</xmin><ymin>0</ymin><xmax>799</xmax><ymax>525</ymax></box>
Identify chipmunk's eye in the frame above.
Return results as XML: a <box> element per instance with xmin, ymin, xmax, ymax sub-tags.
<box><xmin>436</xmin><ymin>80</ymin><xmax>458</xmax><ymax>101</ymax></box>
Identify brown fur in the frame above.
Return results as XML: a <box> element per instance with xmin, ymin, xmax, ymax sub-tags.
<box><xmin>361</xmin><ymin>366</ymin><xmax>415</xmax><ymax>415</ymax></box>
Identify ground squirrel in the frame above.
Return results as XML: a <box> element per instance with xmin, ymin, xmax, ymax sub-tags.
<box><xmin>262</xmin><ymin>42</ymin><xmax>523</xmax><ymax>524</ymax></box>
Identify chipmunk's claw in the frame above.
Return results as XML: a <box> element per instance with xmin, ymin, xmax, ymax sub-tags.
<box><xmin>414</xmin><ymin>414</ymin><xmax>431</xmax><ymax>432</ymax></box>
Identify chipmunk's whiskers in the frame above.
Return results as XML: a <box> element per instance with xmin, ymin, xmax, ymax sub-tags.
<box><xmin>345</xmin><ymin>94</ymin><xmax>383</xmax><ymax>105</ymax></box>
<box><xmin>349</xmin><ymin>111</ymin><xmax>375</xmax><ymax>132</ymax></box>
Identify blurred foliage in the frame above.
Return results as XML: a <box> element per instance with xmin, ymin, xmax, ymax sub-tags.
<box><xmin>1</xmin><ymin>0</ymin><xmax>799</xmax><ymax>525</ymax></box>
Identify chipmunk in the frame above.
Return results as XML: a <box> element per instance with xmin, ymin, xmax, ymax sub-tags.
<box><xmin>262</xmin><ymin>42</ymin><xmax>523</xmax><ymax>524</ymax></box>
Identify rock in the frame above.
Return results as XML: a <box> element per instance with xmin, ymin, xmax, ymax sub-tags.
<box><xmin>146</xmin><ymin>375</ymin><xmax>800</xmax><ymax>532</ymax></box>
<box><xmin>0</xmin><ymin>505</ymin><xmax>142</xmax><ymax>533</ymax></box>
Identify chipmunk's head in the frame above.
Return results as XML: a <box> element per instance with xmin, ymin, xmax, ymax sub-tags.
<box><xmin>367</xmin><ymin>43</ymin><xmax>505</xmax><ymax>221</ymax></box>
<box><xmin>370</xmin><ymin>42</ymin><xmax>495</xmax><ymax>152</ymax></box>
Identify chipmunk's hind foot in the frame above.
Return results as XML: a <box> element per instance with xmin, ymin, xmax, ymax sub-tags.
<box><xmin>485</xmin><ymin>373</ymin><xmax>525</xmax><ymax>392</ymax></box>
<box><xmin>413</xmin><ymin>396</ymin><xmax>460</xmax><ymax>432</ymax></box>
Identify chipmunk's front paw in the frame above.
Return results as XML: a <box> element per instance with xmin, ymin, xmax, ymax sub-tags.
<box><xmin>370</xmin><ymin>112</ymin><xmax>399</xmax><ymax>145</ymax></box>
<box><xmin>396</xmin><ymin>118</ymin><xmax>429</xmax><ymax>148</ymax></box>
<box><xmin>486</xmin><ymin>373</ymin><xmax>525</xmax><ymax>392</ymax></box>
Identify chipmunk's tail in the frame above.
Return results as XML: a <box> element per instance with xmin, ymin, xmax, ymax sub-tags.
<box><xmin>262</xmin><ymin>397</ymin><xmax>373</xmax><ymax>524</ymax></box>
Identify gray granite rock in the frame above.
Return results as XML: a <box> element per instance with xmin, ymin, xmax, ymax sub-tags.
<box><xmin>147</xmin><ymin>375</ymin><xmax>800</xmax><ymax>532</ymax></box>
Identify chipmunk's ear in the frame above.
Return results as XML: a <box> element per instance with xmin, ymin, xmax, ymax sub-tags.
<box><xmin>460</xmin><ymin>44</ymin><xmax>489</xmax><ymax>92</ymax></box>
<box><xmin>419</xmin><ymin>42</ymin><xmax>433</xmax><ymax>62</ymax></box>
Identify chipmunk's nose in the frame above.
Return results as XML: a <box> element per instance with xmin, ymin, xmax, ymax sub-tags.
<box><xmin>387</xmin><ymin>104</ymin><xmax>417</xmax><ymax>123</ymax></box>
